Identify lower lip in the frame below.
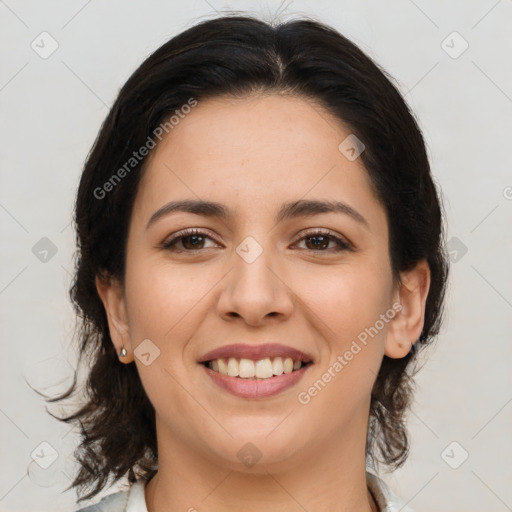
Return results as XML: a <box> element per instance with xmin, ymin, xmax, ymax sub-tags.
<box><xmin>203</xmin><ymin>364</ymin><xmax>311</xmax><ymax>399</ymax></box>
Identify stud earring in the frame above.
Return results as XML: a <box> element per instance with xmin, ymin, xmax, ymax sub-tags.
<box><xmin>119</xmin><ymin>347</ymin><xmax>127</xmax><ymax>358</ymax></box>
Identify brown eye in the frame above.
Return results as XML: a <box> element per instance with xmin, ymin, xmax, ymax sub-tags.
<box><xmin>304</xmin><ymin>235</ymin><xmax>330</xmax><ymax>250</ymax></box>
<box><xmin>181</xmin><ymin>234</ymin><xmax>206</xmax><ymax>250</ymax></box>
<box><xmin>295</xmin><ymin>231</ymin><xmax>352</xmax><ymax>252</ymax></box>
<box><xmin>162</xmin><ymin>229</ymin><xmax>218</xmax><ymax>252</ymax></box>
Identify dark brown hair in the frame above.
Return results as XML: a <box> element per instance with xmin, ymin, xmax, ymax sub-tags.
<box><xmin>53</xmin><ymin>13</ymin><xmax>449</xmax><ymax>501</ymax></box>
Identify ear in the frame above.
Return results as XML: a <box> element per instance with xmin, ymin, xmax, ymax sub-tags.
<box><xmin>95</xmin><ymin>274</ymin><xmax>134</xmax><ymax>363</ymax></box>
<box><xmin>385</xmin><ymin>259</ymin><xmax>431</xmax><ymax>359</ymax></box>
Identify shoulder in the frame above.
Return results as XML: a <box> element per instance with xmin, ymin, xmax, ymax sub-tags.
<box><xmin>73</xmin><ymin>479</ymin><xmax>147</xmax><ymax>512</ymax></box>
<box><xmin>73</xmin><ymin>487</ymin><xmax>130</xmax><ymax>512</ymax></box>
<box><xmin>74</xmin><ymin>474</ymin><xmax>410</xmax><ymax>511</ymax></box>
<box><xmin>366</xmin><ymin>471</ymin><xmax>415</xmax><ymax>512</ymax></box>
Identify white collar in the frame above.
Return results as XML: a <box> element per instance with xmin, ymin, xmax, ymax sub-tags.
<box><xmin>126</xmin><ymin>478</ymin><xmax>146</xmax><ymax>512</ymax></box>
<box><xmin>123</xmin><ymin>472</ymin><xmax>414</xmax><ymax>512</ymax></box>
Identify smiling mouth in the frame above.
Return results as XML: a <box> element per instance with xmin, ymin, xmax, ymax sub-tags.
<box><xmin>203</xmin><ymin>357</ymin><xmax>313</xmax><ymax>379</ymax></box>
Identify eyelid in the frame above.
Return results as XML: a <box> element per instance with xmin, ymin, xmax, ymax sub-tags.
<box><xmin>161</xmin><ymin>227</ymin><xmax>221</xmax><ymax>248</ymax></box>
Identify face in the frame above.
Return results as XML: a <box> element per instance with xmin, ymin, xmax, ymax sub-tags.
<box><xmin>98</xmin><ymin>93</ymin><xmax>428</xmax><ymax>473</ymax></box>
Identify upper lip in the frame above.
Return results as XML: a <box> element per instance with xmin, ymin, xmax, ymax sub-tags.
<box><xmin>198</xmin><ymin>343</ymin><xmax>314</xmax><ymax>364</ymax></box>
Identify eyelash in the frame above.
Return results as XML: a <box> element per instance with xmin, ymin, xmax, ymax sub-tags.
<box><xmin>160</xmin><ymin>228</ymin><xmax>353</xmax><ymax>254</ymax></box>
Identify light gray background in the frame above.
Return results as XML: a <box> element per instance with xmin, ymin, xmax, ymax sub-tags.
<box><xmin>1</xmin><ymin>1</ymin><xmax>511</xmax><ymax>511</ymax></box>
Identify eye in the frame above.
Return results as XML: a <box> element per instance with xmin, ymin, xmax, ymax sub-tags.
<box><xmin>160</xmin><ymin>228</ymin><xmax>352</xmax><ymax>254</ymax></box>
<box><xmin>293</xmin><ymin>230</ymin><xmax>352</xmax><ymax>252</ymax></box>
<box><xmin>161</xmin><ymin>228</ymin><xmax>219</xmax><ymax>252</ymax></box>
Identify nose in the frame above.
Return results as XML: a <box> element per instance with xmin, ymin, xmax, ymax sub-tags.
<box><xmin>216</xmin><ymin>240</ymin><xmax>294</xmax><ymax>327</ymax></box>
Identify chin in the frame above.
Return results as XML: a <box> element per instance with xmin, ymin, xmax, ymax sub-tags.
<box><xmin>204</xmin><ymin>421</ymin><xmax>308</xmax><ymax>470</ymax></box>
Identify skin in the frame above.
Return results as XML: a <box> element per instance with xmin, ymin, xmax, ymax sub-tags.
<box><xmin>97</xmin><ymin>93</ymin><xmax>430</xmax><ymax>512</ymax></box>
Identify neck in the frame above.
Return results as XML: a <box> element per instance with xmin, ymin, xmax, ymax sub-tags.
<box><xmin>145</xmin><ymin>416</ymin><xmax>378</xmax><ymax>512</ymax></box>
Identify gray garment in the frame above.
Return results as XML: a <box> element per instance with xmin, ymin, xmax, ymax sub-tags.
<box><xmin>74</xmin><ymin>472</ymin><xmax>414</xmax><ymax>512</ymax></box>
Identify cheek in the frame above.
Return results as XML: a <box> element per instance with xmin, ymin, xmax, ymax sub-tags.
<box><xmin>123</xmin><ymin>257</ymin><xmax>225</xmax><ymax>413</ymax></box>
<box><xmin>123</xmin><ymin>260</ymin><xmax>210</xmax><ymax>419</ymax></box>
<box><xmin>291</xmin><ymin>257</ymin><xmax>392</xmax><ymax>403</ymax></box>
<box><xmin>124</xmin><ymin>257</ymin><xmax>216</xmax><ymax>342</ymax></box>
<box><xmin>294</xmin><ymin>257</ymin><xmax>393</xmax><ymax>342</ymax></box>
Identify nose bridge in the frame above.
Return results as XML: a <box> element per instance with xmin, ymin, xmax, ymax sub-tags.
<box><xmin>217</xmin><ymin>234</ymin><xmax>293</xmax><ymax>324</ymax></box>
<box><xmin>234</xmin><ymin>235</ymin><xmax>276</xmax><ymax>292</ymax></box>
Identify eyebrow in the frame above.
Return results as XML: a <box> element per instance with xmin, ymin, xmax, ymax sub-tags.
<box><xmin>146</xmin><ymin>198</ymin><xmax>370</xmax><ymax>230</ymax></box>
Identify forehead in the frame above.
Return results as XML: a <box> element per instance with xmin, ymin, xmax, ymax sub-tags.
<box><xmin>134</xmin><ymin>93</ymin><xmax>385</xmax><ymax>229</ymax></box>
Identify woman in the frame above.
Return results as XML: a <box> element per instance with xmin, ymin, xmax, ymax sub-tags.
<box><xmin>58</xmin><ymin>13</ymin><xmax>448</xmax><ymax>512</ymax></box>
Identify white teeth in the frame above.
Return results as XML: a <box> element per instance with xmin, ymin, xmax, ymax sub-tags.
<box><xmin>227</xmin><ymin>357</ymin><xmax>239</xmax><ymax>377</ymax></box>
<box><xmin>208</xmin><ymin>356</ymin><xmax>307</xmax><ymax>378</ymax></box>
<box><xmin>218</xmin><ymin>358</ymin><xmax>229</xmax><ymax>375</ymax></box>
<box><xmin>272</xmin><ymin>357</ymin><xmax>284</xmax><ymax>376</ymax></box>
<box><xmin>255</xmin><ymin>358</ymin><xmax>273</xmax><ymax>379</ymax></box>
<box><xmin>239</xmin><ymin>358</ymin><xmax>255</xmax><ymax>378</ymax></box>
